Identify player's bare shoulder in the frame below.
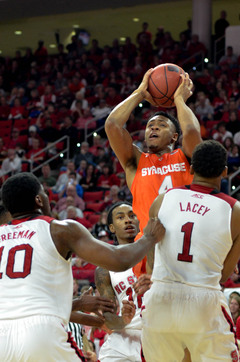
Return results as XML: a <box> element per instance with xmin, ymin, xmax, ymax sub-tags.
<box><xmin>149</xmin><ymin>192</ymin><xmax>165</xmax><ymax>218</ymax></box>
<box><xmin>50</xmin><ymin>219</ymin><xmax>87</xmax><ymax>258</ymax></box>
<box><xmin>231</xmin><ymin>200</ymin><xmax>240</xmax><ymax>240</ymax></box>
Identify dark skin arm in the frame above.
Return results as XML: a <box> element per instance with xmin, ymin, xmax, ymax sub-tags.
<box><xmin>95</xmin><ymin>267</ymin><xmax>131</xmax><ymax>330</ymax></box>
<box><xmin>221</xmin><ymin>201</ymin><xmax>240</xmax><ymax>283</ymax></box>
<box><xmin>50</xmin><ymin>217</ymin><xmax>165</xmax><ymax>272</ymax></box>
<box><xmin>72</xmin><ymin>286</ymin><xmax>115</xmax><ymax>315</ymax></box>
<box><xmin>173</xmin><ymin>74</ymin><xmax>202</xmax><ymax>158</ymax></box>
<box><xmin>70</xmin><ymin>311</ymin><xmax>105</xmax><ymax>328</ymax></box>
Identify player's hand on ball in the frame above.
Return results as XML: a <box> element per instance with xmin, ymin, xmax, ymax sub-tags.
<box><xmin>121</xmin><ymin>300</ymin><xmax>136</xmax><ymax>325</ymax></box>
<box><xmin>136</xmin><ymin>69</ymin><xmax>159</xmax><ymax>106</ymax></box>
<box><xmin>174</xmin><ymin>72</ymin><xmax>193</xmax><ymax>103</ymax></box>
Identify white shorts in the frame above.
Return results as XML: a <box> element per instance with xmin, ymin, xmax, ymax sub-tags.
<box><xmin>142</xmin><ymin>282</ymin><xmax>239</xmax><ymax>362</ymax></box>
<box><xmin>0</xmin><ymin>315</ymin><xmax>83</xmax><ymax>362</ymax></box>
<box><xmin>99</xmin><ymin>329</ymin><xmax>142</xmax><ymax>362</ymax></box>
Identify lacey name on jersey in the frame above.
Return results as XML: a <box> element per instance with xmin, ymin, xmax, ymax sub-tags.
<box><xmin>114</xmin><ymin>275</ymin><xmax>136</xmax><ymax>295</ymax></box>
<box><xmin>141</xmin><ymin>162</ymin><xmax>186</xmax><ymax>177</ymax></box>
<box><xmin>179</xmin><ymin>202</ymin><xmax>210</xmax><ymax>216</ymax></box>
<box><xmin>0</xmin><ymin>229</ymin><xmax>36</xmax><ymax>242</ymax></box>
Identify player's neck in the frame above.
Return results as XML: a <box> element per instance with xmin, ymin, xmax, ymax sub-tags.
<box><xmin>12</xmin><ymin>210</ymin><xmax>43</xmax><ymax>220</ymax></box>
<box><xmin>117</xmin><ymin>237</ymin><xmax>135</xmax><ymax>245</ymax></box>
<box><xmin>192</xmin><ymin>176</ymin><xmax>221</xmax><ymax>191</ymax></box>
<box><xmin>149</xmin><ymin>147</ymin><xmax>171</xmax><ymax>157</ymax></box>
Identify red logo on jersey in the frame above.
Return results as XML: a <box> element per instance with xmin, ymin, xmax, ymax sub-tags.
<box><xmin>191</xmin><ymin>193</ymin><xmax>204</xmax><ymax>199</ymax></box>
<box><xmin>231</xmin><ymin>350</ymin><xmax>239</xmax><ymax>362</ymax></box>
<box><xmin>13</xmin><ymin>224</ymin><xmax>23</xmax><ymax>229</ymax></box>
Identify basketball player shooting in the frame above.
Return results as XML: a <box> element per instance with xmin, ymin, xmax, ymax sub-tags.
<box><xmin>105</xmin><ymin>67</ymin><xmax>202</xmax><ymax>277</ymax></box>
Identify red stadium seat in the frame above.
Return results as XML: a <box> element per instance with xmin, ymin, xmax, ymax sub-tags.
<box><xmin>83</xmin><ymin>191</ymin><xmax>104</xmax><ymax>203</ymax></box>
<box><xmin>88</xmin><ymin>213</ymin><xmax>101</xmax><ymax>226</ymax></box>
<box><xmin>85</xmin><ymin>202</ymin><xmax>105</xmax><ymax>213</ymax></box>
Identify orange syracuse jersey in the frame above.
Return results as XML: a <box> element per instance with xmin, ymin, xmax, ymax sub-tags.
<box><xmin>131</xmin><ymin>148</ymin><xmax>193</xmax><ymax>277</ymax></box>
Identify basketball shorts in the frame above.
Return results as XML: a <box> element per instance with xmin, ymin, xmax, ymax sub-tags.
<box><xmin>142</xmin><ymin>281</ymin><xmax>239</xmax><ymax>362</ymax></box>
<box><xmin>0</xmin><ymin>315</ymin><xmax>83</xmax><ymax>361</ymax></box>
<box><xmin>99</xmin><ymin>329</ymin><xmax>142</xmax><ymax>362</ymax></box>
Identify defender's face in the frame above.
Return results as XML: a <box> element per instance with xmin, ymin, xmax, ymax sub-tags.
<box><xmin>111</xmin><ymin>205</ymin><xmax>139</xmax><ymax>243</ymax></box>
<box><xmin>145</xmin><ymin>115</ymin><xmax>176</xmax><ymax>152</ymax></box>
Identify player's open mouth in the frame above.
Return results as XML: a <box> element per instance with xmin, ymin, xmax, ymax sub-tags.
<box><xmin>125</xmin><ymin>226</ymin><xmax>135</xmax><ymax>231</ymax></box>
<box><xmin>149</xmin><ymin>133</ymin><xmax>158</xmax><ymax>139</ymax></box>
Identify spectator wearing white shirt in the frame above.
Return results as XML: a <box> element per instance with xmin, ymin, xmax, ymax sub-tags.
<box><xmin>0</xmin><ymin>149</ymin><xmax>21</xmax><ymax>177</ymax></box>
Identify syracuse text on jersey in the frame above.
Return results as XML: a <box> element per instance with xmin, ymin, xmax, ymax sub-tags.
<box><xmin>141</xmin><ymin>162</ymin><xmax>187</xmax><ymax>177</ymax></box>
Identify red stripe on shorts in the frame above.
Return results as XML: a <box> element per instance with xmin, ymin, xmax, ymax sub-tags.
<box><xmin>67</xmin><ymin>331</ymin><xmax>86</xmax><ymax>361</ymax></box>
<box><xmin>221</xmin><ymin>306</ymin><xmax>239</xmax><ymax>351</ymax></box>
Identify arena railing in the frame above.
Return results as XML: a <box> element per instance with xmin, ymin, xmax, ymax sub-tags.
<box><xmin>30</xmin><ymin>135</ymin><xmax>70</xmax><ymax>174</ymax></box>
<box><xmin>228</xmin><ymin>168</ymin><xmax>240</xmax><ymax>197</ymax></box>
<box><xmin>84</xmin><ymin>117</ymin><xmax>106</xmax><ymax>142</ymax></box>
<box><xmin>178</xmin><ymin>51</ymin><xmax>205</xmax><ymax>72</ymax></box>
<box><xmin>213</xmin><ymin>35</ymin><xmax>225</xmax><ymax>67</ymax></box>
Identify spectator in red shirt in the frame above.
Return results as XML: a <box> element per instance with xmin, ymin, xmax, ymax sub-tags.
<box><xmin>97</xmin><ymin>164</ymin><xmax>120</xmax><ymax>190</ymax></box>
<box><xmin>105</xmin><ymin>86</ymin><xmax>123</xmax><ymax>108</ymax></box>
<box><xmin>0</xmin><ymin>96</ymin><xmax>10</xmax><ymax>120</ymax></box>
<box><xmin>8</xmin><ymin>97</ymin><xmax>25</xmax><ymax>120</ymax></box>
<box><xmin>26</xmin><ymin>137</ymin><xmax>46</xmax><ymax>167</ymax></box>
<box><xmin>34</xmin><ymin>40</ymin><xmax>48</xmax><ymax>65</ymax></box>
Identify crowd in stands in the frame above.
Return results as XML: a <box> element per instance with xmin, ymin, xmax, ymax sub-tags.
<box><xmin>0</xmin><ymin>12</ymin><xmax>240</xmax><ymax>359</ymax></box>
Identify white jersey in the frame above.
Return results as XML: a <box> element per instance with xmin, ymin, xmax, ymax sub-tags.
<box><xmin>152</xmin><ymin>185</ymin><xmax>236</xmax><ymax>290</ymax></box>
<box><xmin>0</xmin><ymin>215</ymin><xmax>73</xmax><ymax>324</ymax></box>
<box><xmin>109</xmin><ymin>268</ymin><xmax>142</xmax><ymax>330</ymax></box>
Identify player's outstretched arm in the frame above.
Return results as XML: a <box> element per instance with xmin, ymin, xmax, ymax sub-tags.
<box><xmin>174</xmin><ymin>73</ymin><xmax>202</xmax><ymax>158</ymax></box>
<box><xmin>105</xmin><ymin>69</ymin><xmax>157</xmax><ymax>173</ymax></box>
<box><xmin>221</xmin><ymin>201</ymin><xmax>240</xmax><ymax>283</ymax></box>
<box><xmin>95</xmin><ymin>267</ymin><xmax>129</xmax><ymax>330</ymax></box>
<box><xmin>72</xmin><ymin>286</ymin><xmax>115</xmax><ymax>315</ymax></box>
<box><xmin>70</xmin><ymin>311</ymin><xmax>105</xmax><ymax>328</ymax></box>
<box><xmin>51</xmin><ymin>218</ymin><xmax>165</xmax><ymax>272</ymax></box>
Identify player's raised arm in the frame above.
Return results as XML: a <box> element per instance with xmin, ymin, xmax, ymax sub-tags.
<box><xmin>174</xmin><ymin>73</ymin><xmax>202</xmax><ymax>158</ymax></box>
<box><xmin>105</xmin><ymin>69</ymin><xmax>157</xmax><ymax>171</ymax></box>
<box><xmin>51</xmin><ymin>217</ymin><xmax>165</xmax><ymax>272</ymax></box>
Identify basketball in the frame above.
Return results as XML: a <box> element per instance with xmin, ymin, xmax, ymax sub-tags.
<box><xmin>148</xmin><ymin>63</ymin><xmax>184</xmax><ymax>108</ymax></box>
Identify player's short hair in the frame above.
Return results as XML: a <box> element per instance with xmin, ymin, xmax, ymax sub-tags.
<box><xmin>149</xmin><ymin>111</ymin><xmax>181</xmax><ymax>139</ymax></box>
<box><xmin>107</xmin><ymin>201</ymin><xmax>132</xmax><ymax>226</ymax></box>
<box><xmin>2</xmin><ymin>172</ymin><xmax>42</xmax><ymax>215</ymax></box>
<box><xmin>192</xmin><ymin>140</ymin><xmax>227</xmax><ymax>178</ymax></box>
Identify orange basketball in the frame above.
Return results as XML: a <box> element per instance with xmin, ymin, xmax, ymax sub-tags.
<box><xmin>148</xmin><ymin>63</ymin><xmax>184</xmax><ymax>108</ymax></box>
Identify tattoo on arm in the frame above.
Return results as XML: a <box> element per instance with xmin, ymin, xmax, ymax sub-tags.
<box><xmin>95</xmin><ymin>267</ymin><xmax>127</xmax><ymax>330</ymax></box>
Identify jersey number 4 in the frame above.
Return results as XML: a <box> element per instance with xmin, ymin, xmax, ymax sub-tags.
<box><xmin>0</xmin><ymin>244</ymin><xmax>33</xmax><ymax>279</ymax></box>
<box><xmin>177</xmin><ymin>222</ymin><xmax>194</xmax><ymax>263</ymax></box>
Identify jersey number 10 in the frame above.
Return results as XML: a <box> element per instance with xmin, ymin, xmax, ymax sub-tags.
<box><xmin>0</xmin><ymin>244</ymin><xmax>33</xmax><ymax>279</ymax></box>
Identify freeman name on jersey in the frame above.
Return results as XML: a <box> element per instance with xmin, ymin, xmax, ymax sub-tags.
<box><xmin>141</xmin><ymin>162</ymin><xmax>187</xmax><ymax>177</ymax></box>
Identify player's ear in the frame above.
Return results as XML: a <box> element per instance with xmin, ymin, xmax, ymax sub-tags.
<box><xmin>35</xmin><ymin>194</ymin><xmax>43</xmax><ymax>207</ymax></box>
<box><xmin>108</xmin><ymin>223</ymin><xmax>115</xmax><ymax>233</ymax></box>
<box><xmin>190</xmin><ymin>165</ymin><xmax>194</xmax><ymax>175</ymax></box>
<box><xmin>171</xmin><ymin>132</ymin><xmax>178</xmax><ymax>143</ymax></box>
<box><xmin>222</xmin><ymin>166</ymin><xmax>228</xmax><ymax>178</ymax></box>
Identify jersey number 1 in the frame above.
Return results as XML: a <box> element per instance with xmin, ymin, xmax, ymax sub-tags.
<box><xmin>177</xmin><ymin>222</ymin><xmax>194</xmax><ymax>263</ymax></box>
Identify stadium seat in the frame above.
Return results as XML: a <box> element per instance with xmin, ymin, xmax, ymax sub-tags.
<box><xmin>85</xmin><ymin>202</ymin><xmax>105</xmax><ymax>213</ymax></box>
<box><xmin>83</xmin><ymin>191</ymin><xmax>104</xmax><ymax>203</ymax></box>
<box><xmin>88</xmin><ymin>213</ymin><xmax>101</xmax><ymax>226</ymax></box>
